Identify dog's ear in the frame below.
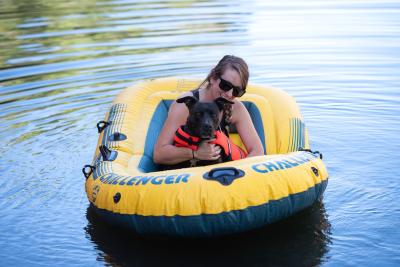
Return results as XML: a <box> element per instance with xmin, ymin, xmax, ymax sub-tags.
<box><xmin>214</xmin><ymin>97</ymin><xmax>234</xmax><ymax>111</ymax></box>
<box><xmin>176</xmin><ymin>96</ymin><xmax>198</xmax><ymax>108</ymax></box>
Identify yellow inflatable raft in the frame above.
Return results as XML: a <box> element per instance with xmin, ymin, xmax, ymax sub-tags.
<box><xmin>83</xmin><ymin>78</ymin><xmax>328</xmax><ymax>237</ymax></box>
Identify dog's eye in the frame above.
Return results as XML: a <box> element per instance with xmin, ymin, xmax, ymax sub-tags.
<box><xmin>195</xmin><ymin>112</ymin><xmax>202</xmax><ymax>118</ymax></box>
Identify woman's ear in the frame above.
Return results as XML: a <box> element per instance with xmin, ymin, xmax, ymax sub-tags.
<box><xmin>209</xmin><ymin>72</ymin><xmax>219</xmax><ymax>87</ymax></box>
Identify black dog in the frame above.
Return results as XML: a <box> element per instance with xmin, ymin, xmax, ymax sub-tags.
<box><xmin>162</xmin><ymin>96</ymin><xmax>233</xmax><ymax>170</ymax></box>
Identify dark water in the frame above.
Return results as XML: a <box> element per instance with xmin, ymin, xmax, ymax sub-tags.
<box><xmin>1</xmin><ymin>0</ymin><xmax>399</xmax><ymax>266</ymax></box>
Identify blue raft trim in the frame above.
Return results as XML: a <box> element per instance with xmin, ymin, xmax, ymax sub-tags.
<box><xmin>91</xmin><ymin>179</ymin><xmax>328</xmax><ymax>237</ymax></box>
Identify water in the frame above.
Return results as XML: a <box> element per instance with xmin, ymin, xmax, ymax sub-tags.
<box><xmin>1</xmin><ymin>0</ymin><xmax>399</xmax><ymax>266</ymax></box>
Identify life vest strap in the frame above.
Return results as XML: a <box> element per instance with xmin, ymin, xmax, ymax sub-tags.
<box><xmin>173</xmin><ymin>126</ymin><xmax>247</xmax><ymax>161</ymax></box>
<box><xmin>174</xmin><ymin>126</ymin><xmax>201</xmax><ymax>151</ymax></box>
<box><xmin>210</xmin><ymin>131</ymin><xmax>247</xmax><ymax>160</ymax></box>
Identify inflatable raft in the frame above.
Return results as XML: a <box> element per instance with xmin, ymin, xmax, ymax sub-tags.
<box><xmin>83</xmin><ymin>78</ymin><xmax>328</xmax><ymax>237</ymax></box>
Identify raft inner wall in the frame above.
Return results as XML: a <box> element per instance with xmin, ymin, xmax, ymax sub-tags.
<box><xmin>138</xmin><ymin>100</ymin><xmax>265</xmax><ymax>173</ymax></box>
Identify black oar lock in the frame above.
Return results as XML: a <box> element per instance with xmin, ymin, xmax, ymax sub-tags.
<box><xmin>99</xmin><ymin>145</ymin><xmax>118</xmax><ymax>161</ymax></box>
<box><xmin>109</xmin><ymin>132</ymin><xmax>127</xmax><ymax>141</ymax></box>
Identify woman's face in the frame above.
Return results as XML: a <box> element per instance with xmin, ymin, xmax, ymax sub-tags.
<box><xmin>210</xmin><ymin>68</ymin><xmax>242</xmax><ymax>101</ymax></box>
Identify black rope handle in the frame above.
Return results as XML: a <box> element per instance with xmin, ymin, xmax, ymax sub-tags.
<box><xmin>82</xmin><ymin>165</ymin><xmax>95</xmax><ymax>179</ymax></box>
<box><xmin>299</xmin><ymin>148</ymin><xmax>323</xmax><ymax>159</ymax></box>
<box><xmin>99</xmin><ymin>145</ymin><xmax>118</xmax><ymax>161</ymax></box>
<box><xmin>96</xmin><ymin>121</ymin><xmax>110</xmax><ymax>133</ymax></box>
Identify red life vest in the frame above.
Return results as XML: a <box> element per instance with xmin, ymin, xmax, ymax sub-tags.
<box><xmin>173</xmin><ymin>126</ymin><xmax>247</xmax><ymax>161</ymax></box>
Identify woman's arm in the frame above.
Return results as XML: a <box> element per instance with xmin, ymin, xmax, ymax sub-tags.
<box><xmin>232</xmin><ymin>101</ymin><xmax>264</xmax><ymax>157</ymax></box>
<box><xmin>153</xmin><ymin>100</ymin><xmax>193</xmax><ymax>165</ymax></box>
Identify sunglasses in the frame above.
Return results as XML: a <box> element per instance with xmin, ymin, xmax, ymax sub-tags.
<box><xmin>218</xmin><ymin>76</ymin><xmax>246</xmax><ymax>97</ymax></box>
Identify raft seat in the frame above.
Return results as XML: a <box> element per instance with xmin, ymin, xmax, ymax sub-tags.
<box><xmin>139</xmin><ymin>100</ymin><xmax>266</xmax><ymax>173</ymax></box>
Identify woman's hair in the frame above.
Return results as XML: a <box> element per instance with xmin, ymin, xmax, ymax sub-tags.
<box><xmin>202</xmin><ymin>55</ymin><xmax>249</xmax><ymax>91</ymax></box>
<box><xmin>200</xmin><ymin>55</ymin><xmax>249</xmax><ymax>126</ymax></box>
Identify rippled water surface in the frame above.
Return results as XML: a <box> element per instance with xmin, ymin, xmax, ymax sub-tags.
<box><xmin>1</xmin><ymin>0</ymin><xmax>400</xmax><ymax>266</ymax></box>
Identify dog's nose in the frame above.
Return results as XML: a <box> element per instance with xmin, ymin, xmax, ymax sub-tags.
<box><xmin>203</xmin><ymin>124</ymin><xmax>212</xmax><ymax>132</ymax></box>
<box><xmin>201</xmin><ymin>124</ymin><xmax>214</xmax><ymax>137</ymax></box>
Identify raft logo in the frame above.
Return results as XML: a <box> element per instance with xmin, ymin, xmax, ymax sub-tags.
<box><xmin>92</xmin><ymin>185</ymin><xmax>100</xmax><ymax>202</ymax></box>
<box><xmin>99</xmin><ymin>173</ymin><xmax>191</xmax><ymax>186</ymax></box>
<box><xmin>252</xmin><ymin>153</ymin><xmax>314</xmax><ymax>174</ymax></box>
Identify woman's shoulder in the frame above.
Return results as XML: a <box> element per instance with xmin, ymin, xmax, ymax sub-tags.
<box><xmin>175</xmin><ymin>88</ymin><xmax>199</xmax><ymax>100</ymax></box>
<box><xmin>231</xmin><ymin>99</ymin><xmax>248</xmax><ymax>122</ymax></box>
<box><xmin>232</xmin><ymin>99</ymin><xmax>246</xmax><ymax>111</ymax></box>
<box><xmin>177</xmin><ymin>91</ymin><xmax>194</xmax><ymax>99</ymax></box>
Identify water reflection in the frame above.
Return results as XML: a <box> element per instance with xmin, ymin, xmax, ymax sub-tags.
<box><xmin>85</xmin><ymin>201</ymin><xmax>331</xmax><ymax>266</ymax></box>
<box><xmin>0</xmin><ymin>0</ymin><xmax>249</xmax><ymax>74</ymax></box>
<box><xmin>2</xmin><ymin>0</ymin><xmax>400</xmax><ymax>265</ymax></box>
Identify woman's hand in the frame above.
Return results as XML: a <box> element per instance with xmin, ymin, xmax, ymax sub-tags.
<box><xmin>194</xmin><ymin>140</ymin><xmax>221</xmax><ymax>161</ymax></box>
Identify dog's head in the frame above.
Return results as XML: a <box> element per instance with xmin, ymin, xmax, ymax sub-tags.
<box><xmin>176</xmin><ymin>96</ymin><xmax>233</xmax><ymax>139</ymax></box>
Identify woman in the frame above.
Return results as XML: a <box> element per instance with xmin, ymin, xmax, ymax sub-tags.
<box><xmin>153</xmin><ymin>55</ymin><xmax>264</xmax><ymax>165</ymax></box>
